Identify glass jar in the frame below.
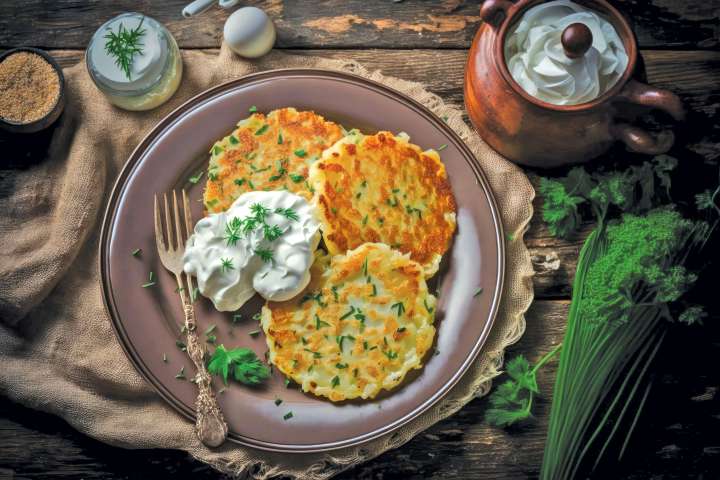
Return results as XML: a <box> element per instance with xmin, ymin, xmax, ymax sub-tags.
<box><xmin>86</xmin><ymin>13</ymin><xmax>183</xmax><ymax>111</ymax></box>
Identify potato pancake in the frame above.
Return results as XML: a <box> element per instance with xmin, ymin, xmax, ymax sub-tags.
<box><xmin>203</xmin><ymin>108</ymin><xmax>344</xmax><ymax>213</ymax></box>
<box><xmin>261</xmin><ymin>243</ymin><xmax>437</xmax><ymax>402</ymax></box>
<box><xmin>308</xmin><ymin>131</ymin><xmax>457</xmax><ymax>277</ymax></box>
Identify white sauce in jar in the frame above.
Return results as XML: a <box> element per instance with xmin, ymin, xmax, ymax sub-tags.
<box><xmin>504</xmin><ymin>0</ymin><xmax>629</xmax><ymax>105</ymax></box>
<box><xmin>183</xmin><ymin>191</ymin><xmax>320</xmax><ymax>312</ymax></box>
<box><xmin>86</xmin><ymin>13</ymin><xmax>183</xmax><ymax>111</ymax></box>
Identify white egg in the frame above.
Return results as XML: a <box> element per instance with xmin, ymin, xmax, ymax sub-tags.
<box><xmin>223</xmin><ymin>7</ymin><xmax>276</xmax><ymax>58</ymax></box>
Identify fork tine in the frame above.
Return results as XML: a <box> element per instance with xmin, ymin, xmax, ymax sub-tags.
<box><xmin>182</xmin><ymin>189</ymin><xmax>193</xmax><ymax>239</ymax></box>
<box><xmin>163</xmin><ymin>192</ymin><xmax>175</xmax><ymax>251</ymax></box>
<box><xmin>153</xmin><ymin>194</ymin><xmax>166</xmax><ymax>252</ymax></box>
<box><xmin>172</xmin><ymin>190</ymin><xmax>184</xmax><ymax>250</ymax></box>
<box><xmin>182</xmin><ymin>189</ymin><xmax>195</xmax><ymax>292</ymax></box>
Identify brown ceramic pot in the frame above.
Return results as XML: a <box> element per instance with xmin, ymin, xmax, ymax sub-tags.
<box><xmin>464</xmin><ymin>0</ymin><xmax>685</xmax><ymax>168</ymax></box>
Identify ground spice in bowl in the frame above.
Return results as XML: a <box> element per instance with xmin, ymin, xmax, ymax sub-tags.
<box><xmin>0</xmin><ymin>51</ymin><xmax>61</xmax><ymax>124</ymax></box>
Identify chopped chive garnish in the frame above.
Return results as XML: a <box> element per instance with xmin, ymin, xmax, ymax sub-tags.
<box><xmin>176</xmin><ymin>340</ymin><xmax>187</xmax><ymax>352</ymax></box>
<box><xmin>391</xmin><ymin>301</ymin><xmax>405</xmax><ymax>317</ymax></box>
<box><xmin>233</xmin><ymin>178</ymin><xmax>246</xmax><ymax>187</ymax></box>
<box><xmin>248</xmin><ymin>329</ymin><xmax>260</xmax><ymax>337</ymax></box>
<box><xmin>293</xmin><ymin>148</ymin><xmax>307</xmax><ymax>158</ymax></box>
<box><xmin>212</xmin><ymin>145</ymin><xmax>224</xmax><ymax>155</ymax></box>
<box><xmin>362</xmin><ymin>258</ymin><xmax>368</xmax><ymax>276</ymax></box>
<box><xmin>424</xmin><ymin>297</ymin><xmax>434</xmax><ymax>313</ymax></box>
<box><xmin>141</xmin><ymin>281</ymin><xmax>156</xmax><ymax>288</ymax></box>
<box><xmin>437</xmin><ymin>144</ymin><xmax>448</xmax><ymax>151</ymax></box>
<box><xmin>361</xmin><ymin>180</ymin><xmax>367</xmax><ymax>187</ymax></box>
<box><xmin>274</xmin><ymin>397</ymin><xmax>283</xmax><ymax>406</ymax></box>
<box><xmin>289</xmin><ymin>173</ymin><xmax>304</xmax><ymax>183</ymax></box>
<box><xmin>255</xmin><ymin>124</ymin><xmax>269</xmax><ymax>135</ymax></box>
<box><xmin>336</xmin><ymin>363</ymin><xmax>348</xmax><ymax>369</ymax></box>
<box><xmin>232</xmin><ymin>313</ymin><xmax>242</xmax><ymax>324</ymax></box>
<box><xmin>397</xmin><ymin>327</ymin><xmax>406</xmax><ymax>333</ymax></box>
<box><xmin>301</xmin><ymin>337</ymin><xmax>308</xmax><ymax>345</ymax></box>
<box><xmin>191</xmin><ymin>287</ymin><xmax>199</xmax><ymax>302</ymax></box>
<box><xmin>474</xmin><ymin>287</ymin><xmax>483</xmax><ymax>297</ymax></box>
<box><xmin>384</xmin><ymin>350</ymin><xmax>398</xmax><ymax>360</ymax></box>
<box><xmin>284</xmin><ymin>378</ymin><xmax>291</xmax><ymax>388</ymax></box>
<box><xmin>315</xmin><ymin>314</ymin><xmax>330</xmax><ymax>329</ymax></box>
<box><xmin>340</xmin><ymin>306</ymin><xmax>356</xmax><ymax>320</ymax></box>
<box><xmin>253</xmin><ymin>312</ymin><xmax>261</xmax><ymax>322</ymax></box>
<box><xmin>229</xmin><ymin>135</ymin><xmax>239</xmax><ymax>145</ymax></box>
<box><xmin>249</xmin><ymin>105</ymin><xmax>258</xmax><ymax>113</ymax></box>
<box><xmin>370</xmin><ymin>283</ymin><xmax>377</xmax><ymax>296</ymax></box>
<box><xmin>277</xmin><ymin>132</ymin><xmax>283</xmax><ymax>144</ymax></box>
<box><xmin>283</xmin><ymin>411</ymin><xmax>293</xmax><ymax>420</ymax></box>
<box><xmin>206</xmin><ymin>334</ymin><xmax>217</xmax><ymax>344</ymax></box>
<box><xmin>331</xmin><ymin>376</ymin><xmax>340</xmax><ymax>388</ymax></box>
<box><xmin>353</xmin><ymin>368</ymin><xmax>359</xmax><ymax>377</ymax></box>
<box><xmin>363</xmin><ymin>340</ymin><xmax>369</xmax><ymax>350</ymax></box>
<box><xmin>188</xmin><ymin>170</ymin><xmax>204</xmax><ymax>184</ymax></box>
<box><xmin>131</xmin><ymin>248</ymin><xmax>141</xmax><ymax>257</ymax></box>
<box><xmin>175</xmin><ymin>366</ymin><xmax>186</xmax><ymax>380</ymax></box>
<box><xmin>204</xmin><ymin>324</ymin><xmax>217</xmax><ymax>336</ymax></box>
<box><xmin>362</xmin><ymin>215</ymin><xmax>368</xmax><ymax>226</ymax></box>
<box><xmin>162</xmin><ymin>353</ymin><xmax>168</xmax><ymax>363</ymax></box>
<box><xmin>304</xmin><ymin>348</ymin><xmax>322</xmax><ymax>359</ymax></box>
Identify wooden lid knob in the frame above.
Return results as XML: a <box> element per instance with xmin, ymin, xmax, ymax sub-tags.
<box><xmin>561</xmin><ymin>23</ymin><xmax>593</xmax><ymax>59</ymax></box>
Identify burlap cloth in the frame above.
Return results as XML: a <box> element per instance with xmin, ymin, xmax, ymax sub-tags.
<box><xmin>0</xmin><ymin>45</ymin><xmax>534</xmax><ymax>479</ymax></box>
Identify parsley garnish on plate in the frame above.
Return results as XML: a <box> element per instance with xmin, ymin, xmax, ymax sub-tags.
<box><xmin>207</xmin><ymin>345</ymin><xmax>270</xmax><ymax>386</ymax></box>
<box><xmin>255</xmin><ymin>124</ymin><xmax>269</xmax><ymax>136</ymax></box>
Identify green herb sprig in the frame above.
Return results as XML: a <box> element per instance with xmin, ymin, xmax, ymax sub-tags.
<box><xmin>207</xmin><ymin>345</ymin><xmax>270</xmax><ymax>385</ymax></box>
<box><xmin>104</xmin><ymin>17</ymin><xmax>146</xmax><ymax>81</ymax></box>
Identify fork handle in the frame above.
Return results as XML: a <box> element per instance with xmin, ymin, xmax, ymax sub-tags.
<box><xmin>183</xmin><ymin>301</ymin><xmax>228</xmax><ymax>447</ymax></box>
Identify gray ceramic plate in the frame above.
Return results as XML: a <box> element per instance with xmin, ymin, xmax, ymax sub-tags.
<box><xmin>100</xmin><ymin>69</ymin><xmax>504</xmax><ymax>452</ymax></box>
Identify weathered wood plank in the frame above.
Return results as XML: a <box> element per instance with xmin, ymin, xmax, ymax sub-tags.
<box><xmin>0</xmin><ymin>1</ymin><xmax>717</xmax><ymax>50</ymax></box>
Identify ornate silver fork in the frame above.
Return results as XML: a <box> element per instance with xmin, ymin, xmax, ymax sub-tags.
<box><xmin>153</xmin><ymin>189</ymin><xmax>228</xmax><ymax>447</ymax></box>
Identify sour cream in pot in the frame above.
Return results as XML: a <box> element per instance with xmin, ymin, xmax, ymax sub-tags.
<box><xmin>504</xmin><ymin>0</ymin><xmax>629</xmax><ymax>106</ymax></box>
<box><xmin>183</xmin><ymin>191</ymin><xmax>320</xmax><ymax>311</ymax></box>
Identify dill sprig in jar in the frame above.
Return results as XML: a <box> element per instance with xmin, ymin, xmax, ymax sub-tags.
<box><xmin>86</xmin><ymin>13</ymin><xmax>183</xmax><ymax>111</ymax></box>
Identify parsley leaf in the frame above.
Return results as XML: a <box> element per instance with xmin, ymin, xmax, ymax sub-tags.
<box><xmin>207</xmin><ymin>345</ymin><xmax>270</xmax><ymax>385</ymax></box>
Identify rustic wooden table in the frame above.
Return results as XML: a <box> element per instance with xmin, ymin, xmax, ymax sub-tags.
<box><xmin>1</xmin><ymin>1</ymin><xmax>718</xmax><ymax>478</ymax></box>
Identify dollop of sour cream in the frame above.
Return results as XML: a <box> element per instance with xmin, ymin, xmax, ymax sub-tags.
<box><xmin>504</xmin><ymin>0</ymin><xmax>629</xmax><ymax>106</ymax></box>
<box><xmin>183</xmin><ymin>191</ymin><xmax>320</xmax><ymax>311</ymax></box>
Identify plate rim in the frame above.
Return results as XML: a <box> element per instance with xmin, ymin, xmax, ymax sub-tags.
<box><xmin>99</xmin><ymin>68</ymin><xmax>505</xmax><ymax>452</ymax></box>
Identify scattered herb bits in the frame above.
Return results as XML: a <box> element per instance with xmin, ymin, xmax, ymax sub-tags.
<box><xmin>274</xmin><ymin>397</ymin><xmax>283</xmax><ymax>406</ymax></box>
<box><xmin>131</xmin><ymin>248</ymin><xmax>142</xmax><ymax>257</ymax></box>
<box><xmin>283</xmin><ymin>411</ymin><xmax>293</xmax><ymax>420</ymax></box>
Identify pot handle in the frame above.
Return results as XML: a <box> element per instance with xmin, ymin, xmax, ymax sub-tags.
<box><xmin>480</xmin><ymin>0</ymin><xmax>514</xmax><ymax>28</ymax></box>
<box><xmin>610</xmin><ymin>79</ymin><xmax>685</xmax><ymax>155</ymax></box>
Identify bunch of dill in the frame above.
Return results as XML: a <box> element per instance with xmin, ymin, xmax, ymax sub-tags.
<box><xmin>484</xmin><ymin>155</ymin><xmax>717</xmax><ymax>478</ymax></box>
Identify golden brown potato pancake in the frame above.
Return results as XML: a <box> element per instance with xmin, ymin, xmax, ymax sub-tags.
<box><xmin>203</xmin><ymin>107</ymin><xmax>344</xmax><ymax>213</ymax></box>
<box><xmin>308</xmin><ymin>131</ymin><xmax>457</xmax><ymax>277</ymax></box>
<box><xmin>261</xmin><ymin>243</ymin><xmax>437</xmax><ymax>402</ymax></box>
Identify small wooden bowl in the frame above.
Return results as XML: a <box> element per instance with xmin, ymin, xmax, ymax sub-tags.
<box><xmin>0</xmin><ymin>47</ymin><xmax>66</xmax><ymax>134</ymax></box>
